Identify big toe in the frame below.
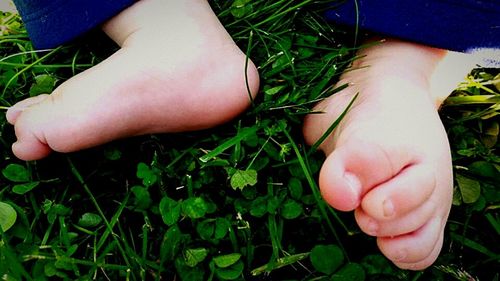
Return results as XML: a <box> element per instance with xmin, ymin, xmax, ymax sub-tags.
<box><xmin>6</xmin><ymin>94</ymin><xmax>50</xmax><ymax>124</ymax></box>
<box><xmin>319</xmin><ymin>140</ymin><xmax>416</xmax><ymax>212</ymax></box>
<box><xmin>9</xmin><ymin>94</ymin><xmax>58</xmax><ymax>160</ymax></box>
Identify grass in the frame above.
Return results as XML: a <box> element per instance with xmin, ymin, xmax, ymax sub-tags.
<box><xmin>0</xmin><ymin>0</ymin><xmax>499</xmax><ymax>280</ymax></box>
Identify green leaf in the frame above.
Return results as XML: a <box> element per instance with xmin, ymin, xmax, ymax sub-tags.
<box><xmin>12</xmin><ymin>181</ymin><xmax>39</xmax><ymax>194</ymax></box>
<box><xmin>136</xmin><ymin>162</ymin><xmax>158</xmax><ymax>187</ymax></box>
<box><xmin>360</xmin><ymin>254</ymin><xmax>394</xmax><ymax>275</ymax></box>
<box><xmin>159</xmin><ymin>196</ymin><xmax>181</xmax><ymax>226</ymax></box>
<box><xmin>44</xmin><ymin>261</ymin><xmax>58</xmax><ymax>277</ymax></box>
<box><xmin>66</xmin><ymin>244</ymin><xmax>78</xmax><ymax>257</ymax></box>
<box><xmin>213</xmin><ymin>253</ymin><xmax>242</xmax><ymax>268</ymax></box>
<box><xmin>77</xmin><ymin>213</ymin><xmax>102</xmax><ymax>228</ymax></box>
<box><xmin>281</xmin><ymin>199</ymin><xmax>303</xmax><ymax>219</ymax></box>
<box><xmin>161</xmin><ymin>225</ymin><xmax>182</xmax><ymax>262</ymax></box>
<box><xmin>214</xmin><ymin>217</ymin><xmax>230</xmax><ymax>239</ymax></box>
<box><xmin>175</xmin><ymin>257</ymin><xmax>205</xmax><ymax>281</ymax></box>
<box><xmin>230</xmin><ymin>169</ymin><xmax>257</xmax><ymax>190</ymax></box>
<box><xmin>197</xmin><ymin>219</ymin><xmax>215</xmax><ymax>240</ymax></box>
<box><xmin>2</xmin><ymin>163</ymin><xmax>30</xmax><ymax>182</ymax></box>
<box><xmin>1</xmin><ymin>69</ymin><xmax>18</xmax><ymax>88</ymax></box>
<box><xmin>51</xmin><ymin>204</ymin><xmax>71</xmax><ymax>216</ymax></box>
<box><xmin>43</xmin><ymin>203</ymin><xmax>71</xmax><ymax>225</ymax></box>
<box><xmin>29</xmin><ymin>74</ymin><xmax>56</xmax><ymax>96</ymax></box>
<box><xmin>55</xmin><ymin>258</ymin><xmax>73</xmax><ymax>270</ymax></box>
<box><xmin>469</xmin><ymin>161</ymin><xmax>500</xmax><ymax>180</ymax></box>
<box><xmin>331</xmin><ymin>263</ymin><xmax>366</xmax><ymax>281</ymax></box>
<box><xmin>184</xmin><ymin>248</ymin><xmax>209</xmax><ymax>267</ymax></box>
<box><xmin>182</xmin><ymin>197</ymin><xmax>207</xmax><ymax>219</ymax></box>
<box><xmin>230</xmin><ymin>0</ymin><xmax>253</xmax><ymax>18</ymax></box>
<box><xmin>266</xmin><ymin>196</ymin><xmax>281</xmax><ymax>215</ymax></box>
<box><xmin>104</xmin><ymin>148</ymin><xmax>122</xmax><ymax>160</ymax></box>
<box><xmin>452</xmin><ymin>186</ymin><xmax>462</xmax><ymax>206</ymax></box>
<box><xmin>250</xmin><ymin>196</ymin><xmax>267</xmax><ymax>217</ymax></box>
<box><xmin>310</xmin><ymin>244</ymin><xmax>344</xmax><ymax>275</ymax></box>
<box><xmin>215</xmin><ymin>260</ymin><xmax>244</xmax><ymax>280</ymax></box>
<box><xmin>480</xmin><ymin>121</ymin><xmax>498</xmax><ymax>148</ymax></box>
<box><xmin>0</xmin><ymin>201</ymin><xmax>17</xmax><ymax>232</ymax></box>
<box><xmin>456</xmin><ymin>174</ymin><xmax>481</xmax><ymax>204</ymax></box>
<box><xmin>301</xmin><ymin>194</ymin><xmax>316</xmax><ymax>205</ymax></box>
<box><xmin>288</xmin><ymin>178</ymin><xmax>303</xmax><ymax>200</ymax></box>
<box><xmin>264</xmin><ymin>85</ymin><xmax>285</xmax><ymax>96</ymax></box>
<box><xmin>131</xmin><ymin>185</ymin><xmax>152</xmax><ymax>210</ymax></box>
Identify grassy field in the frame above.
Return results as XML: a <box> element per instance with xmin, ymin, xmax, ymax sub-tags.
<box><xmin>0</xmin><ymin>1</ymin><xmax>499</xmax><ymax>280</ymax></box>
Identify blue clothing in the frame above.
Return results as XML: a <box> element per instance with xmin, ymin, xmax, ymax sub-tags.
<box><xmin>326</xmin><ymin>0</ymin><xmax>500</xmax><ymax>53</ymax></box>
<box><xmin>12</xmin><ymin>0</ymin><xmax>135</xmax><ymax>49</ymax></box>
<box><xmin>11</xmin><ymin>0</ymin><xmax>500</xmax><ymax>53</ymax></box>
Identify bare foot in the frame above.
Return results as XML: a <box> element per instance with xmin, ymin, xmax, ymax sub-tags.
<box><xmin>6</xmin><ymin>0</ymin><xmax>259</xmax><ymax>160</ymax></box>
<box><xmin>304</xmin><ymin>40</ymin><xmax>471</xmax><ymax>270</ymax></box>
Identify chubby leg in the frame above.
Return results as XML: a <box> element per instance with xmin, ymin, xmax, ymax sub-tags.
<box><xmin>304</xmin><ymin>39</ymin><xmax>475</xmax><ymax>270</ymax></box>
<box><xmin>7</xmin><ymin>0</ymin><xmax>259</xmax><ymax>160</ymax></box>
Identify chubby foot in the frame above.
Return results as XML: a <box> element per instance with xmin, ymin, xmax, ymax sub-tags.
<box><xmin>7</xmin><ymin>0</ymin><xmax>259</xmax><ymax>160</ymax></box>
<box><xmin>303</xmin><ymin>40</ymin><xmax>460</xmax><ymax>270</ymax></box>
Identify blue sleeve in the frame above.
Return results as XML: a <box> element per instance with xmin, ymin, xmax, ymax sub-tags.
<box><xmin>12</xmin><ymin>0</ymin><xmax>136</xmax><ymax>49</ymax></box>
<box><xmin>326</xmin><ymin>0</ymin><xmax>500</xmax><ymax>52</ymax></box>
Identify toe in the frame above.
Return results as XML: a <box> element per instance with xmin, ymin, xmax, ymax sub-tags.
<box><xmin>376</xmin><ymin>215</ymin><xmax>444</xmax><ymax>269</ymax></box>
<box><xmin>319</xmin><ymin>140</ymin><xmax>415</xmax><ymax>211</ymax></box>
<box><xmin>355</xmin><ymin>197</ymin><xmax>436</xmax><ymax>237</ymax></box>
<box><xmin>319</xmin><ymin>151</ymin><xmax>362</xmax><ymax>211</ymax></box>
<box><xmin>393</xmin><ymin>233</ymin><xmax>444</xmax><ymax>270</ymax></box>
<box><xmin>11</xmin><ymin>107</ymin><xmax>52</xmax><ymax>160</ymax></box>
<box><xmin>361</xmin><ymin>164</ymin><xmax>436</xmax><ymax>220</ymax></box>
<box><xmin>6</xmin><ymin>94</ymin><xmax>50</xmax><ymax>124</ymax></box>
<box><xmin>12</xmin><ymin>137</ymin><xmax>52</xmax><ymax>161</ymax></box>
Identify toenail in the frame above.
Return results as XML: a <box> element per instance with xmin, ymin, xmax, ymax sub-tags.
<box><xmin>344</xmin><ymin>172</ymin><xmax>362</xmax><ymax>203</ymax></box>
<box><xmin>383</xmin><ymin>199</ymin><xmax>395</xmax><ymax>218</ymax></box>
<box><xmin>393</xmin><ymin>249</ymin><xmax>407</xmax><ymax>262</ymax></box>
<box><xmin>7</xmin><ymin>95</ymin><xmax>49</xmax><ymax>117</ymax></box>
<box><xmin>366</xmin><ymin>219</ymin><xmax>378</xmax><ymax>235</ymax></box>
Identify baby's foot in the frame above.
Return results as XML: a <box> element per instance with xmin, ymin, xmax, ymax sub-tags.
<box><xmin>303</xmin><ymin>40</ymin><xmax>464</xmax><ymax>270</ymax></box>
<box><xmin>7</xmin><ymin>0</ymin><xmax>259</xmax><ymax>160</ymax></box>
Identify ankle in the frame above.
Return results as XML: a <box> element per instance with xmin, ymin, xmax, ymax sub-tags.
<box><xmin>101</xmin><ymin>0</ymin><xmax>232</xmax><ymax>55</ymax></box>
<box><xmin>355</xmin><ymin>39</ymin><xmax>443</xmax><ymax>83</ymax></box>
<box><xmin>429</xmin><ymin>51</ymin><xmax>477</xmax><ymax>107</ymax></box>
<box><xmin>350</xmin><ymin>39</ymin><xmax>474</xmax><ymax>108</ymax></box>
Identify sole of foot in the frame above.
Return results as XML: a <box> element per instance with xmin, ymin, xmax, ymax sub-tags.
<box><xmin>7</xmin><ymin>0</ymin><xmax>259</xmax><ymax>160</ymax></box>
<box><xmin>303</xmin><ymin>40</ymin><xmax>454</xmax><ymax>270</ymax></box>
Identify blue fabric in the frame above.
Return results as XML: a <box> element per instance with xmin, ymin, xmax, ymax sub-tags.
<box><xmin>326</xmin><ymin>0</ymin><xmax>500</xmax><ymax>52</ymax></box>
<box><xmin>12</xmin><ymin>0</ymin><xmax>500</xmax><ymax>52</ymax></box>
<box><xmin>12</xmin><ymin>0</ymin><xmax>135</xmax><ymax>49</ymax></box>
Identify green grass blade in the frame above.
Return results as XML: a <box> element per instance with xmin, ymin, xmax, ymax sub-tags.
<box><xmin>68</xmin><ymin>158</ymin><xmax>132</xmax><ymax>268</ymax></box>
<box><xmin>1</xmin><ymin>47</ymin><xmax>61</xmax><ymax>99</ymax></box>
<box><xmin>244</xmin><ymin>29</ymin><xmax>255</xmax><ymax>105</ymax></box>
<box><xmin>199</xmin><ymin>125</ymin><xmax>258</xmax><ymax>162</ymax></box>
<box><xmin>308</xmin><ymin>92</ymin><xmax>358</xmax><ymax>153</ymax></box>
<box><xmin>444</xmin><ymin>95</ymin><xmax>500</xmax><ymax>106</ymax></box>
<box><xmin>0</xmin><ymin>236</ymin><xmax>33</xmax><ymax>280</ymax></box>
<box><xmin>450</xmin><ymin>232</ymin><xmax>498</xmax><ymax>258</ymax></box>
<box><xmin>95</xmin><ymin>192</ymin><xmax>130</xmax><ymax>252</ymax></box>
<box><xmin>485</xmin><ymin>213</ymin><xmax>500</xmax><ymax>236</ymax></box>
<box><xmin>251</xmin><ymin>252</ymin><xmax>309</xmax><ymax>276</ymax></box>
<box><xmin>282</xmin><ymin>127</ymin><xmax>349</xmax><ymax>259</ymax></box>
